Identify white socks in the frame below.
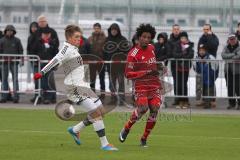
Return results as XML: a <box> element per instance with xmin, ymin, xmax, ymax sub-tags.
<box><xmin>73</xmin><ymin>121</ymin><xmax>86</xmax><ymax>133</ymax></box>
<box><xmin>93</xmin><ymin>120</ymin><xmax>109</xmax><ymax>147</ymax></box>
<box><xmin>72</xmin><ymin>119</ymin><xmax>109</xmax><ymax>147</ymax></box>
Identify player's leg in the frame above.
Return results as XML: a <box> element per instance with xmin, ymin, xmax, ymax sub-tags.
<box><xmin>80</xmin><ymin>98</ymin><xmax>118</xmax><ymax>150</ymax></box>
<box><xmin>140</xmin><ymin>95</ymin><xmax>161</xmax><ymax>147</ymax></box>
<box><xmin>68</xmin><ymin>115</ymin><xmax>92</xmax><ymax>145</ymax></box>
<box><xmin>119</xmin><ymin>96</ymin><xmax>149</xmax><ymax>143</ymax></box>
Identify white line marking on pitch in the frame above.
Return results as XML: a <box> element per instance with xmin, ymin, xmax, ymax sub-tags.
<box><xmin>0</xmin><ymin>129</ymin><xmax>240</xmax><ymax>140</ymax></box>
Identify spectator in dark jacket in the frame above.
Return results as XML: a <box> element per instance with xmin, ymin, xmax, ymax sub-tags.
<box><xmin>27</xmin><ymin>22</ymin><xmax>39</xmax><ymax>55</ymax></box>
<box><xmin>37</xmin><ymin>15</ymin><xmax>59</xmax><ymax>53</ymax></box>
<box><xmin>235</xmin><ymin>22</ymin><xmax>240</xmax><ymax>41</ymax></box>
<box><xmin>0</xmin><ymin>30</ymin><xmax>3</xmax><ymax>39</ymax></box>
<box><xmin>172</xmin><ymin>31</ymin><xmax>194</xmax><ymax>109</ymax></box>
<box><xmin>78</xmin><ymin>36</ymin><xmax>90</xmax><ymax>55</ymax></box>
<box><xmin>27</xmin><ymin>22</ymin><xmax>40</xmax><ymax>103</ymax></box>
<box><xmin>87</xmin><ymin>23</ymin><xmax>106</xmax><ymax>96</ymax></box>
<box><xmin>33</xmin><ymin>15</ymin><xmax>59</xmax><ymax>104</ymax></box>
<box><xmin>222</xmin><ymin>34</ymin><xmax>240</xmax><ymax>110</ymax></box>
<box><xmin>154</xmin><ymin>32</ymin><xmax>170</xmax><ymax>66</ymax></box>
<box><xmin>198</xmin><ymin>24</ymin><xmax>219</xmax><ymax>57</ymax></box>
<box><xmin>168</xmin><ymin>24</ymin><xmax>181</xmax><ymax>106</ymax></box>
<box><xmin>0</xmin><ymin>30</ymin><xmax>3</xmax><ymax>80</ymax></box>
<box><xmin>0</xmin><ymin>25</ymin><xmax>23</xmax><ymax>103</ymax></box>
<box><xmin>33</xmin><ymin>26</ymin><xmax>59</xmax><ymax>104</ymax></box>
<box><xmin>131</xmin><ymin>34</ymin><xmax>138</xmax><ymax>48</ymax></box>
<box><xmin>0</xmin><ymin>29</ymin><xmax>12</xmax><ymax>101</ymax></box>
<box><xmin>104</xmin><ymin>23</ymin><xmax>130</xmax><ymax>105</ymax></box>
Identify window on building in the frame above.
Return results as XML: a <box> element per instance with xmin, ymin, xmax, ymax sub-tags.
<box><xmin>24</xmin><ymin>16</ymin><xmax>29</xmax><ymax>23</ymax></box>
<box><xmin>198</xmin><ymin>19</ymin><xmax>206</xmax><ymax>27</ymax></box>
<box><xmin>104</xmin><ymin>18</ymin><xmax>112</xmax><ymax>21</ymax></box>
<box><xmin>178</xmin><ymin>19</ymin><xmax>187</xmax><ymax>26</ymax></box>
<box><xmin>233</xmin><ymin>20</ymin><xmax>239</xmax><ymax>27</ymax></box>
<box><xmin>18</xmin><ymin>16</ymin><xmax>21</xmax><ymax>23</ymax></box>
<box><xmin>116</xmin><ymin>18</ymin><xmax>123</xmax><ymax>23</ymax></box>
<box><xmin>209</xmin><ymin>19</ymin><xmax>219</xmax><ymax>27</ymax></box>
<box><xmin>13</xmin><ymin>16</ymin><xmax>17</xmax><ymax>23</ymax></box>
<box><xmin>166</xmin><ymin>19</ymin><xmax>175</xmax><ymax>26</ymax></box>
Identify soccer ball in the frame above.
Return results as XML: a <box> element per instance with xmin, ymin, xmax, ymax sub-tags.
<box><xmin>63</xmin><ymin>105</ymin><xmax>75</xmax><ymax>119</ymax></box>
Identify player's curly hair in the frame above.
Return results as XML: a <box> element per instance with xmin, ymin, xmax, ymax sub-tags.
<box><xmin>136</xmin><ymin>23</ymin><xmax>156</xmax><ymax>40</ymax></box>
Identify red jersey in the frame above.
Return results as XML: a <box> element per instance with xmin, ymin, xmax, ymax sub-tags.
<box><xmin>125</xmin><ymin>44</ymin><xmax>161</xmax><ymax>94</ymax></box>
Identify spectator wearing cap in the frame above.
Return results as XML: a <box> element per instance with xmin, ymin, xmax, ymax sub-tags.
<box><xmin>0</xmin><ymin>25</ymin><xmax>23</xmax><ymax>103</ymax></box>
<box><xmin>172</xmin><ymin>31</ymin><xmax>194</xmax><ymax>109</ymax></box>
<box><xmin>198</xmin><ymin>24</ymin><xmax>219</xmax><ymax>58</ymax></box>
<box><xmin>33</xmin><ymin>26</ymin><xmax>59</xmax><ymax>104</ymax></box>
<box><xmin>193</xmin><ymin>44</ymin><xmax>219</xmax><ymax>109</ymax></box>
<box><xmin>222</xmin><ymin>34</ymin><xmax>240</xmax><ymax>110</ymax></box>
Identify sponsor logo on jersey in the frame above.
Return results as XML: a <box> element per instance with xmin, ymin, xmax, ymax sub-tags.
<box><xmin>131</xmin><ymin>48</ymin><xmax>139</xmax><ymax>57</ymax></box>
<box><xmin>128</xmin><ymin>62</ymin><xmax>134</xmax><ymax>69</ymax></box>
<box><xmin>147</xmin><ymin>57</ymin><xmax>156</xmax><ymax>64</ymax></box>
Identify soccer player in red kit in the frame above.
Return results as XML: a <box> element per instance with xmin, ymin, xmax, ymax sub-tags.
<box><xmin>119</xmin><ymin>24</ymin><xmax>162</xmax><ymax>147</ymax></box>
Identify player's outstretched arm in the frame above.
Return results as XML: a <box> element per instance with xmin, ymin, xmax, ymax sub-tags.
<box><xmin>33</xmin><ymin>45</ymin><xmax>68</xmax><ymax>80</ymax></box>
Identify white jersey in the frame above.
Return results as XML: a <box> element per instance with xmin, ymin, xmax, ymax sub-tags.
<box><xmin>41</xmin><ymin>42</ymin><xmax>95</xmax><ymax>103</ymax></box>
<box><xmin>42</xmin><ymin>41</ymin><xmax>89</xmax><ymax>87</ymax></box>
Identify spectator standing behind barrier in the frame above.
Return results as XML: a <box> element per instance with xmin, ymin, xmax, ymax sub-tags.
<box><xmin>0</xmin><ymin>29</ymin><xmax>13</xmax><ymax>102</ymax></box>
<box><xmin>193</xmin><ymin>44</ymin><xmax>218</xmax><ymax>109</ymax></box>
<box><xmin>235</xmin><ymin>22</ymin><xmax>240</xmax><ymax>41</ymax></box>
<box><xmin>154</xmin><ymin>32</ymin><xmax>170</xmax><ymax>67</ymax></box>
<box><xmin>172</xmin><ymin>31</ymin><xmax>194</xmax><ymax>109</ymax></box>
<box><xmin>27</xmin><ymin>22</ymin><xmax>39</xmax><ymax>103</ymax></box>
<box><xmin>34</xmin><ymin>15</ymin><xmax>59</xmax><ymax>104</ymax></box>
<box><xmin>222</xmin><ymin>34</ymin><xmax>240</xmax><ymax>110</ymax></box>
<box><xmin>87</xmin><ymin>23</ymin><xmax>106</xmax><ymax>97</ymax></box>
<box><xmin>0</xmin><ymin>30</ymin><xmax>3</xmax><ymax>38</ymax></box>
<box><xmin>104</xmin><ymin>23</ymin><xmax>130</xmax><ymax>105</ymax></box>
<box><xmin>0</xmin><ymin>25</ymin><xmax>23</xmax><ymax>103</ymax></box>
<box><xmin>198</xmin><ymin>24</ymin><xmax>219</xmax><ymax>58</ymax></box>
<box><xmin>33</xmin><ymin>26</ymin><xmax>59</xmax><ymax>104</ymax></box>
<box><xmin>0</xmin><ymin>29</ymin><xmax>3</xmax><ymax>84</ymax></box>
<box><xmin>78</xmin><ymin>30</ymin><xmax>90</xmax><ymax>55</ymax></box>
<box><xmin>168</xmin><ymin>24</ymin><xmax>181</xmax><ymax>106</ymax></box>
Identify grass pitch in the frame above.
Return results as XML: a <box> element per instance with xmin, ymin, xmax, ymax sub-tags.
<box><xmin>0</xmin><ymin>108</ymin><xmax>240</xmax><ymax>160</ymax></box>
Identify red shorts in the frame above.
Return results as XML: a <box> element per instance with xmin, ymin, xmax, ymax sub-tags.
<box><xmin>134</xmin><ymin>89</ymin><xmax>162</xmax><ymax>108</ymax></box>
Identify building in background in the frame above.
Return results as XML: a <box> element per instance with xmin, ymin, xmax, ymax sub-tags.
<box><xmin>0</xmin><ymin>0</ymin><xmax>238</xmax><ymax>27</ymax></box>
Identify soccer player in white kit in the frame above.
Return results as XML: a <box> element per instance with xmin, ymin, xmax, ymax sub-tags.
<box><xmin>34</xmin><ymin>25</ymin><xmax>118</xmax><ymax>151</ymax></box>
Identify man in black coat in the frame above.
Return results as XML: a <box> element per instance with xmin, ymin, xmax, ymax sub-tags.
<box><xmin>154</xmin><ymin>32</ymin><xmax>170</xmax><ymax>66</ymax></box>
<box><xmin>104</xmin><ymin>23</ymin><xmax>130</xmax><ymax>105</ymax></box>
<box><xmin>198</xmin><ymin>24</ymin><xmax>219</xmax><ymax>57</ymax></box>
<box><xmin>0</xmin><ymin>25</ymin><xmax>23</xmax><ymax>103</ymax></box>
<box><xmin>33</xmin><ymin>19</ymin><xmax>59</xmax><ymax>104</ymax></box>
<box><xmin>168</xmin><ymin>24</ymin><xmax>181</xmax><ymax>106</ymax></box>
<box><xmin>235</xmin><ymin>22</ymin><xmax>240</xmax><ymax>41</ymax></box>
<box><xmin>31</xmin><ymin>15</ymin><xmax>59</xmax><ymax>104</ymax></box>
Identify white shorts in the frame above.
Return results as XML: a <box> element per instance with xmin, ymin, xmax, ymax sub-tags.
<box><xmin>79</xmin><ymin>97</ymin><xmax>102</xmax><ymax>112</ymax></box>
